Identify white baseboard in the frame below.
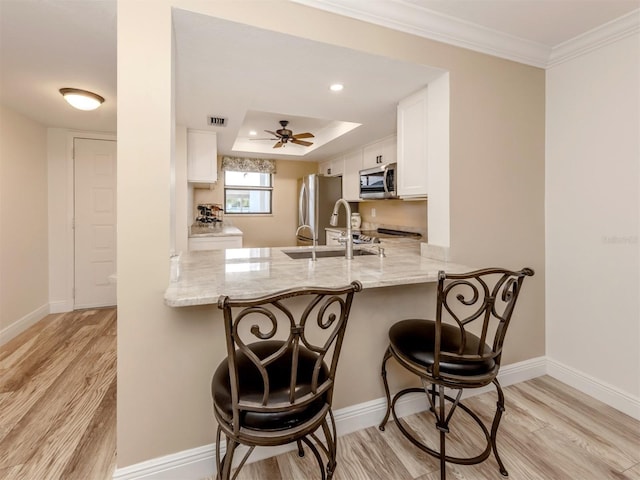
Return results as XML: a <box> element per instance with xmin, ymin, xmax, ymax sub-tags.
<box><xmin>112</xmin><ymin>356</ymin><xmax>546</xmax><ymax>480</ymax></box>
<box><xmin>0</xmin><ymin>303</ymin><xmax>49</xmax><ymax>345</ymax></box>
<box><xmin>546</xmin><ymin>357</ymin><xmax>640</xmax><ymax>421</ymax></box>
<box><xmin>49</xmin><ymin>299</ymin><xmax>73</xmax><ymax>314</ymax></box>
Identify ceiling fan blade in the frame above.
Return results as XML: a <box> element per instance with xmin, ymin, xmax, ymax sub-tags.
<box><xmin>250</xmin><ymin>137</ymin><xmax>278</xmax><ymax>141</ymax></box>
<box><xmin>273</xmin><ymin>141</ymin><xmax>284</xmax><ymax>148</ymax></box>
<box><xmin>292</xmin><ymin>132</ymin><xmax>314</xmax><ymax>139</ymax></box>
<box><xmin>291</xmin><ymin>139</ymin><xmax>313</xmax><ymax>147</ymax></box>
<box><xmin>264</xmin><ymin>130</ymin><xmax>280</xmax><ymax>137</ymax></box>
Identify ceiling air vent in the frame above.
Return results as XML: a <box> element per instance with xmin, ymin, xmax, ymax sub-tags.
<box><xmin>207</xmin><ymin>116</ymin><xmax>227</xmax><ymax>127</ymax></box>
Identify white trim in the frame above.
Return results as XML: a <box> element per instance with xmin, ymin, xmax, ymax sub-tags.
<box><xmin>49</xmin><ymin>300</ymin><xmax>74</xmax><ymax>314</ymax></box>
<box><xmin>546</xmin><ymin>358</ymin><xmax>640</xmax><ymax>421</ymax></box>
<box><xmin>291</xmin><ymin>0</ymin><xmax>639</xmax><ymax>69</ymax></box>
<box><xmin>0</xmin><ymin>303</ymin><xmax>49</xmax><ymax>345</ymax></box>
<box><xmin>112</xmin><ymin>356</ymin><xmax>546</xmax><ymax>480</ymax></box>
<box><xmin>548</xmin><ymin>9</ymin><xmax>640</xmax><ymax>67</ymax></box>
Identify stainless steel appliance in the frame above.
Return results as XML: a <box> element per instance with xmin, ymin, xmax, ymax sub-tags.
<box><xmin>297</xmin><ymin>174</ymin><xmax>343</xmax><ymax>246</ymax></box>
<box><xmin>359</xmin><ymin>162</ymin><xmax>398</xmax><ymax>199</ymax></box>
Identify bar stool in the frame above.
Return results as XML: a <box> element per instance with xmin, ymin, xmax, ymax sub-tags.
<box><xmin>379</xmin><ymin>268</ymin><xmax>534</xmax><ymax>479</ymax></box>
<box><xmin>212</xmin><ymin>281</ymin><xmax>362</xmax><ymax>480</ymax></box>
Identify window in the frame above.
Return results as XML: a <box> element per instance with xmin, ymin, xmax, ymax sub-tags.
<box><xmin>224</xmin><ymin>171</ymin><xmax>272</xmax><ymax>214</ymax></box>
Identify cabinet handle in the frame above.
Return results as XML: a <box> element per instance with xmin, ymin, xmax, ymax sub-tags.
<box><xmin>327</xmin><ymin>168</ymin><xmax>332</xmax><ymax>175</ymax></box>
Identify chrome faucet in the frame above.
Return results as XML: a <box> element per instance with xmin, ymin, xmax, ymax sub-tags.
<box><xmin>330</xmin><ymin>198</ymin><xmax>353</xmax><ymax>260</ymax></box>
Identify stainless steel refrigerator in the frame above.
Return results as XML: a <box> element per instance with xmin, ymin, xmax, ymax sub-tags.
<box><xmin>296</xmin><ymin>174</ymin><xmax>344</xmax><ymax>246</ymax></box>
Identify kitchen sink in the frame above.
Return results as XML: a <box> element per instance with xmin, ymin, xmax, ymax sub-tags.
<box><xmin>282</xmin><ymin>248</ymin><xmax>376</xmax><ymax>259</ymax></box>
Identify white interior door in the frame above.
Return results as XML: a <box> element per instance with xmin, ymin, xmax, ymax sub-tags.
<box><xmin>74</xmin><ymin>138</ymin><xmax>117</xmax><ymax>308</ymax></box>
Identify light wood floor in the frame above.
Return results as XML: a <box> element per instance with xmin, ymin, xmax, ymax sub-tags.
<box><xmin>0</xmin><ymin>308</ymin><xmax>116</xmax><ymax>480</ymax></box>
<box><xmin>2</xmin><ymin>309</ymin><xmax>639</xmax><ymax>480</ymax></box>
<box><xmin>216</xmin><ymin>380</ymin><xmax>640</xmax><ymax>480</ymax></box>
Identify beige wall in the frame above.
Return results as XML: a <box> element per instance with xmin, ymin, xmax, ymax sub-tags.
<box><xmin>0</xmin><ymin>105</ymin><xmax>49</xmax><ymax>339</ymax></box>
<box><xmin>546</xmin><ymin>33</ymin><xmax>639</xmax><ymax>404</ymax></box>
<box><xmin>193</xmin><ymin>158</ymin><xmax>318</xmax><ymax>247</ymax></box>
<box><xmin>117</xmin><ymin>0</ymin><xmax>545</xmax><ymax>468</ymax></box>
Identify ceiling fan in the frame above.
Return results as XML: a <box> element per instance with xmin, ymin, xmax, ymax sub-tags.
<box><xmin>255</xmin><ymin>120</ymin><xmax>314</xmax><ymax>149</ymax></box>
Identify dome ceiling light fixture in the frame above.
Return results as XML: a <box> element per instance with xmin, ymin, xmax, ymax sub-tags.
<box><xmin>59</xmin><ymin>88</ymin><xmax>105</xmax><ymax>111</ymax></box>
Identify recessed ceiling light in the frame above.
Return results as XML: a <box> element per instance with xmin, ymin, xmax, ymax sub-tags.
<box><xmin>329</xmin><ymin>83</ymin><xmax>344</xmax><ymax>92</ymax></box>
<box><xmin>59</xmin><ymin>88</ymin><xmax>104</xmax><ymax>111</ymax></box>
<box><xmin>249</xmin><ymin>130</ymin><xmax>257</xmax><ymax>136</ymax></box>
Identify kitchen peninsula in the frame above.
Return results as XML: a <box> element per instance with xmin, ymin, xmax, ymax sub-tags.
<box><xmin>164</xmin><ymin>240</ymin><xmax>471</xmax><ymax>307</ymax></box>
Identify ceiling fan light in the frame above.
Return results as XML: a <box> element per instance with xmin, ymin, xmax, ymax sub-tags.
<box><xmin>59</xmin><ymin>88</ymin><xmax>105</xmax><ymax>111</ymax></box>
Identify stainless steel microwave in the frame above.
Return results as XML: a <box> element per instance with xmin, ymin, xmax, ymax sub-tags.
<box><xmin>359</xmin><ymin>163</ymin><xmax>397</xmax><ymax>199</ymax></box>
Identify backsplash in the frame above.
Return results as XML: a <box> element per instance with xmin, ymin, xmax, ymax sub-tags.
<box><xmin>359</xmin><ymin>199</ymin><xmax>427</xmax><ymax>239</ymax></box>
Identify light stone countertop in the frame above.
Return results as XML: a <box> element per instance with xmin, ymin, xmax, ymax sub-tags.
<box><xmin>164</xmin><ymin>242</ymin><xmax>473</xmax><ymax>307</ymax></box>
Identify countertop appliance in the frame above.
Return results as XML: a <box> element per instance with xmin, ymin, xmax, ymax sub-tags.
<box><xmin>297</xmin><ymin>174</ymin><xmax>344</xmax><ymax>246</ymax></box>
<box><xmin>359</xmin><ymin>162</ymin><xmax>397</xmax><ymax>199</ymax></box>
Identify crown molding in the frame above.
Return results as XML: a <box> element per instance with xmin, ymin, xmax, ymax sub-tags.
<box><xmin>548</xmin><ymin>9</ymin><xmax>640</xmax><ymax>68</ymax></box>
<box><xmin>291</xmin><ymin>0</ymin><xmax>639</xmax><ymax>69</ymax></box>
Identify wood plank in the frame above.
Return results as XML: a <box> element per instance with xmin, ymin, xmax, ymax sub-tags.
<box><xmin>624</xmin><ymin>463</ymin><xmax>640</xmax><ymax>479</ymax></box>
<box><xmin>333</xmin><ymin>426</ymin><xmax>415</xmax><ymax>480</ymax></box>
<box><xmin>0</xmin><ymin>309</ymin><xmax>116</xmax><ymax>472</ymax></box>
<box><xmin>232</xmin><ymin>377</ymin><xmax>640</xmax><ymax>480</ymax></box>
<box><xmin>0</xmin><ymin>320</ymin><xmax>107</xmax><ymax>447</ymax></box>
<box><xmin>377</xmin><ymin>419</ymin><xmax>439</xmax><ymax>478</ymax></box>
<box><xmin>510</xmin><ymin>379</ymin><xmax>640</xmax><ymax>470</ymax></box>
<box><xmin>0</xmin><ymin>313</ymin><xmax>59</xmax><ymax>363</ymax></box>
<box><xmin>58</xmin><ymin>375</ymin><xmax>117</xmax><ymax>480</ymax></box>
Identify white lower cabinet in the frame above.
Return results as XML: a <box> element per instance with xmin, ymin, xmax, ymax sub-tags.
<box><xmin>188</xmin><ymin>236</ymin><xmax>242</xmax><ymax>251</ymax></box>
<box><xmin>325</xmin><ymin>228</ymin><xmax>344</xmax><ymax>246</ymax></box>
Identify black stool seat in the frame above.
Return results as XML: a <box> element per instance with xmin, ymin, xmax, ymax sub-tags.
<box><xmin>389</xmin><ymin>319</ymin><xmax>495</xmax><ymax>377</ymax></box>
<box><xmin>379</xmin><ymin>268</ymin><xmax>534</xmax><ymax>480</ymax></box>
<box><xmin>212</xmin><ymin>340</ymin><xmax>329</xmax><ymax>431</ymax></box>
<box><xmin>212</xmin><ymin>282</ymin><xmax>362</xmax><ymax>480</ymax></box>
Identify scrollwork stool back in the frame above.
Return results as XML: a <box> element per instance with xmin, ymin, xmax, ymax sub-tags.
<box><xmin>379</xmin><ymin>268</ymin><xmax>534</xmax><ymax>480</ymax></box>
<box><xmin>212</xmin><ymin>281</ymin><xmax>362</xmax><ymax>480</ymax></box>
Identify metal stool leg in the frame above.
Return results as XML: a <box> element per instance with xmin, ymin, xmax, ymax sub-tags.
<box><xmin>379</xmin><ymin>347</ymin><xmax>393</xmax><ymax>431</ymax></box>
<box><xmin>490</xmin><ymin>378</ymin><xmax>509</xmax><ymax>477</ymax></box>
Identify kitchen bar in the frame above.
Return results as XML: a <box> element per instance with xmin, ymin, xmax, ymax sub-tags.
<box><xmin>164</xmin><ymin>240</ymin><xmax>471</xmax><ymax>307</ymax></box>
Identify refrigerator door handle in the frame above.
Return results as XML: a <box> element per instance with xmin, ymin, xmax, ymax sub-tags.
<box><xmin>298</xmin><ymin>182</ymin><xmax>308</xmax><ymax>226</ymax></box>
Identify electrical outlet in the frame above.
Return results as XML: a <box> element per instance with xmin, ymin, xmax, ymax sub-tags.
<box><xmin>371</xmin><ymin>208</ymin><xmax>376</xmax><ymax>218</ymax></box>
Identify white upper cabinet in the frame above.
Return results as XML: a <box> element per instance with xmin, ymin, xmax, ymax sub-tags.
<box><xmin>342</xmin><ymin>148</ymin><xmax>363</xmax><ymax>202</ymax></box>
<box><xmin>318</xmin><ymin>155</ymin><xmax>344</xmax><ymax>177</ymax></box>
<box><xmin>362</xmin><ymin>135</ymin><xmax>397</xmax><ymax>169</ymax></box>
<box><xmin>397</xmin><ymin>88</ymin><xmax>428</xmax><ymax>198</ymax></box>
<box><xmin>187</xmin><ymin>130</ymin><xmax>217</xmax><ymax>184</ymax></box>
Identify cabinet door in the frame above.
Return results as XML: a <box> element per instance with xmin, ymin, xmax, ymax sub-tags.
<box><xmin>330</xmin><ymin>155</ymin><xmax>344</xmax><ymax>176</ymax></box>
<box><xmin>362</xmin><ymin>136</ymin><xmax>397</xmax><ymax>169</ymax></box>
<box><xmin>318</xmin><ymin>160</ymin><xmax>331</xmax><ymax>175</ymax></box>
<box><xmin>397</xmin><ymin>88</ymin><xmax>428</xmax><ymax>197</ymax></box>
<box><xmin>188</xmin><ymin>235</ymin><xmax>242</xmax><ymax>251</ymax></box>
<box><xmin>325</xmin><ymin>229</ymin><xmax>344</xmax><ymax>246</ymax></box>
<box><xmin>318</xmin><ymin>156</ymin><xmax>344</xmax><ymax>176</ymax></box>
<box><xmin>187</xmin><ymin>130</ymin><xmax>217</xmax><ymax>184</ymax></box>
<box><xmin>342</xmin><ymin>149</ymin><xmax>362</xmax><ymax>201</ymax></box>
